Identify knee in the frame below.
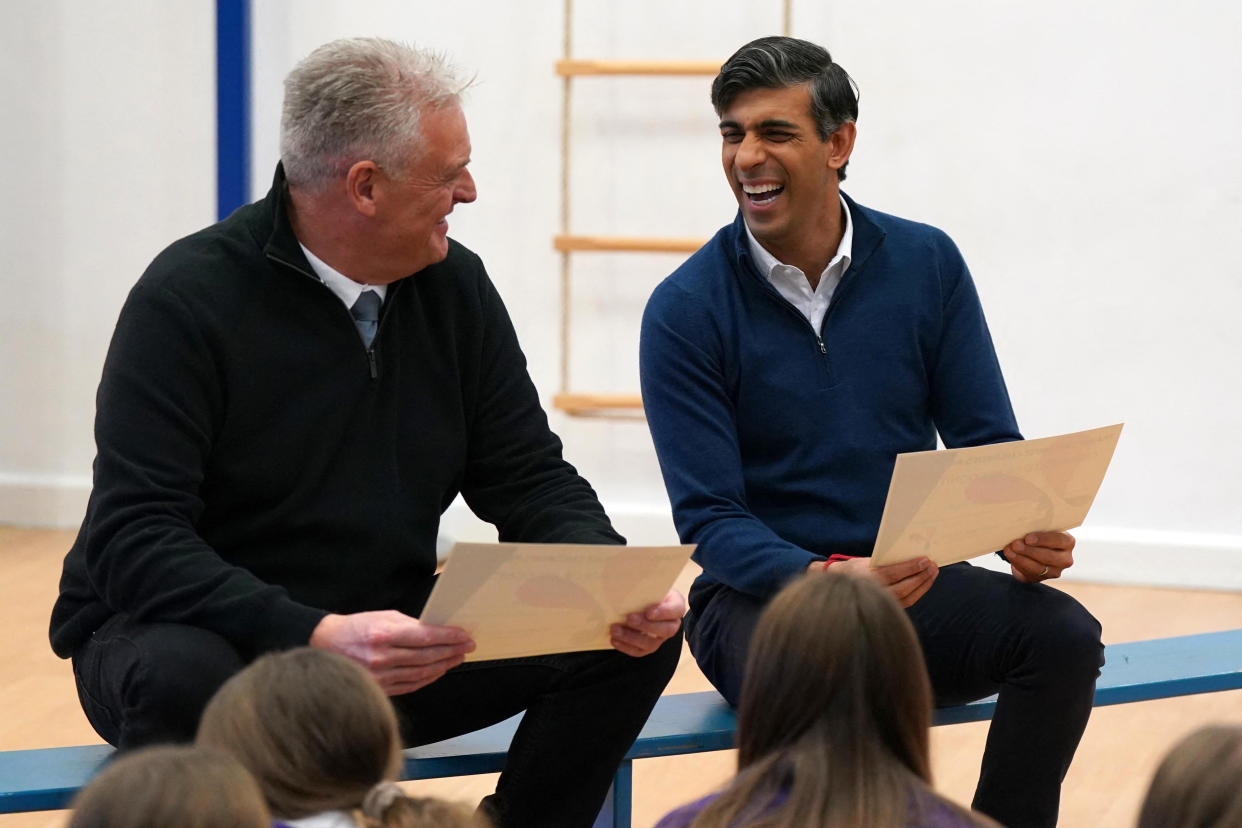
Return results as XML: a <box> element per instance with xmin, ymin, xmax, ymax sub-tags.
<box><xmin>119</xmin><ymin>624</ymin><xmax>244</xmax><ymax>746</ymax></box>
<box><xmin>1028</xmin><ymin>593</ymin><xmax>1104</xmax><ymax>682</ymax></box>
<box><xmin>686</xmin><ymin>593</ymin><xmax>762</xmax><ymax>708</ymax></box>
<box><xmin>131</xmin><ymin>623</ymin><xmax>244</xmax><ymax>704</ymax></box>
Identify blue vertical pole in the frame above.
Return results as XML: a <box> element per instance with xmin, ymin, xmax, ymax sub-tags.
<box><xmin>590</xmin><ymin>761</ymin><xmax>633</xmax><ymax>828</ymax></box>
<box><xmin>216</xmin><ymin>0</ymin><xmax>251</xmax><ymax>220</ymax></box>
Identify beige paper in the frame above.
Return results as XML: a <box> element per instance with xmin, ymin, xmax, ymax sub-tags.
<box><xmin>870</xmin><ymin>424</ymin><xmax>1123</xmax><ymax>568</ymax></box>
<box><xmin>420</xmin><ymin>542</ymin><xmax>693</xmax><ymax>661</ymax></box>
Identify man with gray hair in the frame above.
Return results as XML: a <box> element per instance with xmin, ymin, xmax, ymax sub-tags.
<box><xmin>52</xmin><ymin>37</ymin><xmax>684</xmax><ymax>828</ymax></box>
<box><xmin>641</xmin><ymin>36</ymin><xmax>1102</xmax><ymax>828</ymax></box>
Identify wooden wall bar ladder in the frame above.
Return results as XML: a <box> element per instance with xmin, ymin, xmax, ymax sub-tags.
<box><xmin>552</xmin><ymin>0</ymin><xmax>791</xmax><ymax>416</ymax></box>
<box><xmin>552</xmin><ymin>3</ymin><xmax>717</xmax><ymax>416</ymax></box>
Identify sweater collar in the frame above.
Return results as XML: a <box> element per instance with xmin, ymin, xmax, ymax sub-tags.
<box><xmin>728</xmin><ymin>190</ymin><xmax>886</xmax><ymax>281</ymax></box>
<box><xmin>257</xmin><ymin>165</ymin><xmax>406</xmax><ymax>304</ymax></box>
<box><xmin>258</xmin><ymin>163</ymin><xmax>319</xmax><ymax>281</ymax></box>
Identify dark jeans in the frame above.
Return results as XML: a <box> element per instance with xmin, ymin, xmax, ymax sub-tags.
<box><xmin>72</xmin><ymin>613</ymin><xmax>682</xmax><ymax>828</ymax></box>
<box><xmin>685</xmin><ymin>563</ymin><xmax>1103</xmax><ymax>828</ymax></box>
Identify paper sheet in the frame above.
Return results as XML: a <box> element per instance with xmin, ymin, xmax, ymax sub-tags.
<box><xmin>870</xmin><ymin>424</ymin><xmax>1123</xmax><ymax>567</ymax></box>
<box><xmin>419</xmin><ymin>542</ymin><xmax>693</xmax><ymax>661</ymax></box>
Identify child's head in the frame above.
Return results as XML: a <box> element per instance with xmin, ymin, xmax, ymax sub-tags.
<box><xmin>197</xmin><ymin>647</ymin><xmax>402</xmax><ymax>820</ymax></box>
<box><xmin>685</xmin><ymin>571</ymin><xmax>961</xmax><ymax>828</ymax></box>
<box><xmin>68</xmin><ymin>745</ymin><xmax>269</xmax><ymax>828</ymax></box>
<box><xmin>737</xmin><ymin>571</ymin><xmax>932</xmax><ymax>779</ymax></box>
<box><xmin>197</xmin><ymin>646</ymin><xmax>486</xmax><ymax>827</ymax></box>
<box><xmin>1138</xmin><ymin>724</ymin><xmax>1242</xmax><ymax>828</ymax></box>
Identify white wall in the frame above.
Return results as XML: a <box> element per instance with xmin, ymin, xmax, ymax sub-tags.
<box><xmin>0</xmin><ymin>0</ymin><xmax>215</xmax><ymax>525</ymax></box>
<box><xmin>3</xmin><ymin>0</ymin><xmax>1240</xmax><ymax>589</ymax></box>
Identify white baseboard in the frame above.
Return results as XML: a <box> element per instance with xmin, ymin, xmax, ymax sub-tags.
<box><xmin>0</xmin><ymin>473</ymin><xmax>91</xmax><ymax>529</ymax></box>
<box><xmin>8</xmin><ymin>480</ymin><xmax>1239</xmax><ymax>592</ymax></box>
<box><xmin>443</xmin><ymin>503</ymin><xmax>1242</xmax><ymax>592</ymax></box>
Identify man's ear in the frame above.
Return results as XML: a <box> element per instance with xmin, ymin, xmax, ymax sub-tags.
<box><xmin>827</xmin><ymin>122</ymin><xmax>857</xmax><ymax>175</ymax></box>
<box><xmin>345</xmin><ymin>160</ymin><xmax>381</xmax><ymax>218</ymax></box>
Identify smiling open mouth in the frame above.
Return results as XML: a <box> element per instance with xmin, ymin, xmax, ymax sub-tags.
<box><xmin>742</xmin><ymin>183</ymin><xmax>784</xmax><ymax>205</ymax></box>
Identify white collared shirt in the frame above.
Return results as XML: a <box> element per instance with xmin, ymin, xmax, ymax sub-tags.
<box><xmin>744</xmin><ymin>195</ymin><xmax>853</xmax><ymax>334</ymax></box>
<box><xmin>278</xmin><ymin>809</ymin><xmax>357</xmax><ymax>828</ymax></box>
<box><xmin>298</xmin><ymin>243</ymin><xmax>387</xmax><ymax>310</ymax></box>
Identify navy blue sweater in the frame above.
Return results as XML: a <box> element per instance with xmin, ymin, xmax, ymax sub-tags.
<box><xmin>639</xmin><ymin>195</ymin><xmax>1020</xmax><ymax>601</ymax></box>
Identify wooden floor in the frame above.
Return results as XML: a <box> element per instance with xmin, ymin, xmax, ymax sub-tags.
<box><xmin>2</xmin><ymin>525</ymin><xmax>1240</xmax><ymax>827</ymax></box>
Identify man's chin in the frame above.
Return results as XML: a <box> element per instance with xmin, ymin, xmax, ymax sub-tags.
<box><xmin>410</xmin><ymin>241</ymin><xmax>450</xmax><ymax>275</ymax></box>
<box><xmin>742</xmin><ymin>212</ymin><xmax>783</xmax><ymax>239</ymax></box>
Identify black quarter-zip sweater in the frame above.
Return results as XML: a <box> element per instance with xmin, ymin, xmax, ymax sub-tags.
<box><xmin>50</xmin><ymin>166</ymin><xmax>622</xmax><ymax>660</ymax></box>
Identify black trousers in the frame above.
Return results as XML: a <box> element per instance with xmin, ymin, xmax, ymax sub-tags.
<box><xmin>685</xmin><ymin>562</ymin><xmax>1103</xmax><ymax>828</ymax></box>
<box><xmin>72</xmin><ymin>614</ymin><xmax>682</xmax><ymax>828</ymax></box>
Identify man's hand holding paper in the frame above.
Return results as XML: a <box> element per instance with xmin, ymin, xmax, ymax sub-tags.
<box><xmin>309</xmin><ymin>610</ymin><xmax>476</xmax><ymax>696</ymax></box>
<box><xmin>421</xmin><ymin>542</ymin><xmax>692</xmax><ymax>662</ymax></box>
<box><xmin>1003</xmin><ymin>531</ymin><xmax>1077</xmax><ymax>584</ymax></box>
<box><xmin>814</xmin><ymin>555</ymin><xmax>939</xmax><ymax>608</ymax></box>
<box><xmin>610</xmin><ymin>589</ymin><xmax>688</xmax><ymax>657</ymax></box>
<box><xmin>870</xmin><ymin>424</ymin><xmax>1122</xmax><ymax>570</ymax></box>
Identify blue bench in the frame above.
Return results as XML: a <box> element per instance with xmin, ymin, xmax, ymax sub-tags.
<box><xmin>3</xmin><ymin>628</ymin><xmax>1240</xmax><ymax>826</ymax></box>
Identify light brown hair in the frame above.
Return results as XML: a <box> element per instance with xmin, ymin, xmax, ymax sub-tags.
<box><xmin>67</xmin><ymin>745</ymin><xmax>269</xmax><ymax>828</ymax></box>
<box><xmin>690</xmin><ymin>573</ymin><xmax>995</xmax><ymax>828</ymax></box>
<box><xmin>197</xmin><ymin>647</ymin><xmax>485</xmax><ymax>827</ymax></box>
<box><xmin>1138</xmin><ymin>724</ymin><xmax>1242</xmax><ymax>828</ymax></box>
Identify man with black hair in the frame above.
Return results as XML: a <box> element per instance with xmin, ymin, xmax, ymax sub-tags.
<box><xmin>641</xmin><ymin>35</ymin><xmax>1102</xmax><ymax>828</ymax></box>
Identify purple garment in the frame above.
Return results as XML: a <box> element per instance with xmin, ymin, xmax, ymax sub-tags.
<box><xmin>653</xmin><ymin>793</ymin><xmax>718</xmax><ymax>828</ymax></box>
<box><xmin>653</xmin><ymin>788</ymin><xmax>981</xmax><ymax>828</ymax></box>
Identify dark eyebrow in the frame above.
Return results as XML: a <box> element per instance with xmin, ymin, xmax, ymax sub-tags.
<box><xmin>718</xmin><ymin>118</ymin><xmax>801</xmax><ymax>131</ymax></box>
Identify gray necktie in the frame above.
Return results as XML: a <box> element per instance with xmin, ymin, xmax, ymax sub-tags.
<box><xmin>350</xmin><ymin>290</ymin><xmax>381</xmax><ymax>348</ymax></box>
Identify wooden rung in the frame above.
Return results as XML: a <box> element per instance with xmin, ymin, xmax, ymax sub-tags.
<box><xmin>556</xmin><ymin>59</ymin><xmax>720</xmax><ymax>77</ymax></box>
<box><xmin>555</xmin><ymin>235</ymin><xmax>706</xmax><ymax>254</ymax></box>
<box><xmin>553</xmin><ymin>393</ymin><xmax>644</xmax><ymax>414</ymax></box>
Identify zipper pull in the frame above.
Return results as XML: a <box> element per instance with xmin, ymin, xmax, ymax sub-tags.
<box><xmin>367</xmin><ymin>349</ymin><xmax>378</xmax><ymax>379</ymax></box>
<box><xmin>816</xmin><ymin>336</ymin><xmax>827</xmax><ymax>355</ymax></box>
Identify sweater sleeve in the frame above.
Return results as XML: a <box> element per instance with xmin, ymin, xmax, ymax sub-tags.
<box><xmin>459</xmin><ymin>274</ymin><xmax>624</xmax><ymax>546</ymax></box>
<box><xmin>640</xmin><ymin>281</ymin><xmax>822</xmax><ymax>599</ymax></box>
<box><xmin>74</xmin><ymin>281</ymin><xmax>325</xmax><ymax>656</ymax></box>
<box><xmin>926</xmin><ymin>236</ymin><xmax>1023</xmax><ymax>448</ymax></box>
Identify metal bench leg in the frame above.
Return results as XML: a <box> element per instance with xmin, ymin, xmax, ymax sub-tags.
<box><xmin>590</xmin><ymin>759</ymin><xmax>633</xmax><ymax>828</ymax></box>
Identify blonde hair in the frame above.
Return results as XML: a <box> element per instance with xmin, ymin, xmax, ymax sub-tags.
<box><xmin>1138</xmin><ymin>724</ymin><xmax>1242</xmax><ymax>828</ymax></box>
<box><xmin>197</xmin><ymin>647</ymin><xmax>485</xmax><ymax>827</ymax></box>
<box><xmin>67</xmin><ymin>745</ymin><xmax>269</xmax><ymax>828</ymax></box>
<box><xmin>690</xmin><ymin>573</ymin><xmax>996</xmax><ymax>828</ymax></box>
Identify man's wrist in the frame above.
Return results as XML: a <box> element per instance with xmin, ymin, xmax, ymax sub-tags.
<box><xmin>809</xmin><ymin>554</ymin><xmax>859</xmax><ymax>572</ymax></box>
<box><xmin>309</xmin><ymin>613</ymin><xmax>343</xmax><ymax>649</ymax></box>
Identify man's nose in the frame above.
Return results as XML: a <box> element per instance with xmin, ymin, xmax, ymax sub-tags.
<box><xmin>736</xmin><ymin>133</ymin><xmax>765</xmax><ymax>168</ymax></box>
<box><xmin>455</xmin><ymin>168</ymin><xmax>477</xmax><ymax>204</ymax></box>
